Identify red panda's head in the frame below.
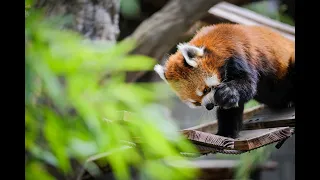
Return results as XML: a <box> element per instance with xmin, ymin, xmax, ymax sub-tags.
<box><xmin>154</xmin><ymin>25</ymin><xmax>240</xmax><ymax>110</ymax></box>
<box><xmin>154</xmin><ymin>44</ymin><xmax>222</xmax><ymax>110</ymax></box>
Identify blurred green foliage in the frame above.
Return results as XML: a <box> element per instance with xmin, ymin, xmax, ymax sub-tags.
<box><xmin>245</xmin><ymin>99</ymin><xmax>260</xmax><ymax>109</ymax></box>
<box><xmin>120</xmin><ymin>0</ymin><xmax>141</xmax><ymax>19</ymax></box>
<box><xmin>25</xmin><ymin>10</ymin><xmax>199</xmax><ymax>180</ymax></box>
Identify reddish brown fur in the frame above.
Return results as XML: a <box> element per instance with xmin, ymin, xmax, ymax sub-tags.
<box><xmin>164</xmin><ymin>24</ymin><xmax>294</xmax><ymax>103</ymax></box>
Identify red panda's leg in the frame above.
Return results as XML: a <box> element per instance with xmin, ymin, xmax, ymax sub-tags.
<box><xmin>214</xmin><ymin>56</ymin><xmax>258</xmax><ymax>138</ymax></box>
<box><xmin>216</xmin><ymin>103</ymin><xmax>244</xmax><ymax>138</ymax></box>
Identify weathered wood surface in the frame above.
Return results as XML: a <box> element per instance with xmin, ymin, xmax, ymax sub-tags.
<box><xmin>242</xmin><ymin>106</ymin><xmax>295</xmax><ymax>130</ymax></box>
<box><xmin>203</xmin><ymin>2</ymin><xmax>295</xmax><ymax>41</ymax></box>
<box><xmin>234</xmin><ymin>127</ymin><xmax>293</xmax><ymax>150</ymax></box>
<box><xmin>211</xmin><ymin>2</ymin><xmax>294</xmax><ymax>34</ymax></box>
<box><xmin>182</xmin><ymin>130</ymin><xmax>235</xmax><ymax>149</ymax></box>
<box><xmin>182</xmin><ymin>126</ymin><xmax>293</xmax><ymax>153</ymax></box>
<box><xmin>180</xmin><ymin>103</ymin><xmax>295</xmax><ymax>154</ymax></box>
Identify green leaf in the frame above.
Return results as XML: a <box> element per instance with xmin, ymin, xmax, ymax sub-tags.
<box><xmin>100</xmin><ymin>38</ymin><xmax>136</xmax><ymax>61</ymax></box>
<box><xmin>29</xmin><ymin>146</ymin><xmax>58</xmax><ymax>167</ymax></box>
<box><xmin>25</xmin><ymin>60</ymin><xmax>36</xmax><ymax>104</ymax></box>
<box><xmin>108</xmin><ymin>55</ymin><xmax>156</xmax><ymax>71</ymax></box>
<box><xmin>26</xmin><ymin>162</ymin><xmax>55</xmax><ymax>180</ymax></box>
<box><xmin>69</xmin><ymin>138</ymin><xmax>98</xmax><ymax>158</ymax></box>
<box><xmin>44</xmin><ymin>110</ymin><xmax>71</xmax><ymax>172</ymax></box>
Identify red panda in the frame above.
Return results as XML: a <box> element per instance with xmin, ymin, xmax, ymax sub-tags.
<box><xmin>154</xmin><ymin>24</ymin><xmax>295</xmax><ymax>138</ymax></box>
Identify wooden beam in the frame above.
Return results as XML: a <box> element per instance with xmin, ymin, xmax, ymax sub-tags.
<box><xmin>234</xmin><ymin>127</ymin><xmax>292</xmax><ymax>150</ymax></box>
<box><xmin>182</xmin><ymin>130</ymin><xmax>235</xmax><ymax>149</ymax></box>
<box><xmin>243</xmin><ymin>106</ymin><xmax>295</xmax><ymax>130</ymax></box>
<box><xmin>204</xmin><ymin>2</ymin><xmax>295</xmax><ymax>41</ymax></box>
<box><xmin>216</xmin><ymin>2</ymin><xmax>295</xmax><ymax>35</ymax></box>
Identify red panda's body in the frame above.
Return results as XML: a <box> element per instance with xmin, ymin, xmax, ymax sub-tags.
<box><xmin>154</xmin><ymin>24</ymin><xmax>295</xmax><ymax>138</ymax></box>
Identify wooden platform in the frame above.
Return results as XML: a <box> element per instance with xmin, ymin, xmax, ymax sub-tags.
<box><xmin>180</xmin><ymin>106</ymin><xmax>295</xmax><ymax>155</ymax></box>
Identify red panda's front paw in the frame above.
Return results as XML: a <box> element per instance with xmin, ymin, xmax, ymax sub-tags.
<box><xmin>214</xmin><ymin>83</ymin><xmax>240</xmax><ymax>109</ymax></box>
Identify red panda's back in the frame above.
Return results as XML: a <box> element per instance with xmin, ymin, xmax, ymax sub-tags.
<box><xmin>189</xmin><ymin>24</ymin><xmax>294</xmax><ymax>79</ymax></box>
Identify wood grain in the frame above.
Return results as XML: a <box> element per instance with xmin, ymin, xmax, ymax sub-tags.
<box><xmin>181</xmin><ymin>127</ymin><xmax>293</xmax><ymax>152</ymax></box>
<box><xmin>182</xmin><ymin>130</ymin><xmax>235</xmax><ymax>149</ymax></box>
<box><xmin>234</xmin><ymin>127</ymin><xmax>293</xmax><ymax>150</ymax></box>
<box><xmin>243</xmin><ymin>107</ymin><xmax>295</xmax><ymax>130</ymax></box>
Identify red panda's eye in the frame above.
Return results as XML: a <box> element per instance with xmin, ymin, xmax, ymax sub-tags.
<box><xmin>193</xmin><ymin>102</ymin><xmax>201</xmax><ymax>106</ymax></box>
<box><xmin>203</xmin><ymin>87</ymin><xmax>211</xmax><ymax>95</ymax></box>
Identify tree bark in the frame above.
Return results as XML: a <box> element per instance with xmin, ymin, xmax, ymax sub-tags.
<box><xmin>125</xmin><ymin>0</ymin><xmax>254</xmax><ymax>82</ymax></box>
<box><xmin>35</xmin><ymin>0</ymin><xmax>120</xmax><ymax>43</ymax></box>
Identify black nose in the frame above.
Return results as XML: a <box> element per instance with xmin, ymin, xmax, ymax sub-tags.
<box><xmin>205</xmin><ymin>103</ymin><xmax>215</xmax><ymax>110</ymax></box>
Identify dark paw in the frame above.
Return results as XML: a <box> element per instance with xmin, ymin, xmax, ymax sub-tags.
<box><xmin>216</xmin><ymin>131</ymin><xmax>239</xmax><ymax>139</ymax></box>
<box><xmin>214</xmin><ymin>83</ymin><xmax>240</xmax><ymax>109</ymax></box>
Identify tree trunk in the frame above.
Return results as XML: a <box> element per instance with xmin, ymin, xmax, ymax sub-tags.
<box><xmin>35</xmin><ymin>0</ymin><xmax>120</xmax><ymax>43</ymax></box>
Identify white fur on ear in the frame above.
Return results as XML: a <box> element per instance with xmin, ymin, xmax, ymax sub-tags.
<box><xmin>177</xmin><ymin>43</ymin><xmax>204</xmax><ymax>68</ymax></box>
<box><xmin>154</xmin><ymin>64</ymin><xmax>168</xmax><ymax>83</ymax></box>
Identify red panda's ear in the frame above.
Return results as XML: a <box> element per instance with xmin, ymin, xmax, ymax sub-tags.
<box><xmin>154</xmin><ymin>64</ymin><xmax>168</xmax><ymax>83</ymax></box>
<box><xmin>177</xmin><ymin>43</ymin><xmax>204</xmax><ymax>68</ymax></box>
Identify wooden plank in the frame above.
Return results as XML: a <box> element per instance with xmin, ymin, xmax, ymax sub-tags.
<box><xmin>243</xmin><ymin>107</ymin><xmax>295</xmax><ymax>130</ymax></box>
<box><xmin>204</xmin><ymin>2</ymin><xmax>295</xmax><ymax>41</ymax></box>
<box><xmin>181</xmin><ymin>129</ymin><xmax>235</xmax><ymax>149</ymax></box>
<box><xmin>216</xmin><ymin>2</ymin><xmax>295</xmax><ymax>35</ymax></box>
<box><xmin>234</xmin><ymin>127</ymin><xmax>292</xmax><ymax>150</ymax></box>
<box><xmin>207</xmin><ymin>6</ymin><xmax>295</xmax><ymax>41</ymax></box>
<box><xmin>181</xmin><ymin>127</ymin><xmax>293</xmax><ymax>152</ymax></box>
